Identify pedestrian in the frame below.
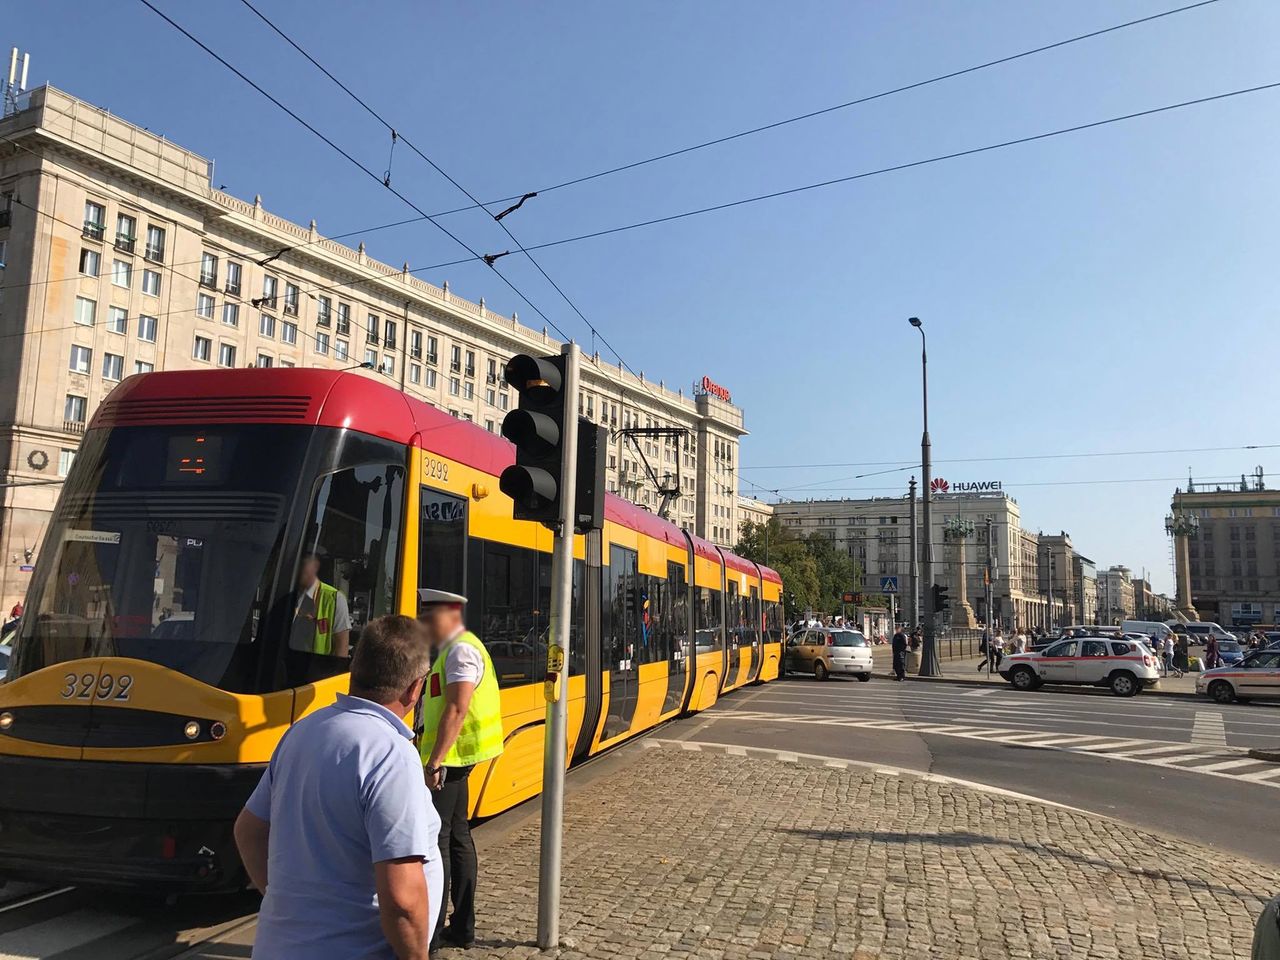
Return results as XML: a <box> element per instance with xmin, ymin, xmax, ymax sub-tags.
<box><xmin>1162</xmin><ymin>636</ymin><xmax>1175</xmax><ymax>676</ymax></box>
<box><xmin>234</xmin><ymin>615</ymin><xmax>442</xmax><ymax>960</ymax></box>
<box><xmin>418</xmin><ymin>589</ymin><xmax>506</xmax><ymax>952</ymax></box>
<box><xmin>1009</xmin><ymin>629</ymin><xmax>1025</xmax><ymax>655</ymax></box>
<box><xmin>1205</xmin><ymin>634</ymin><xmax>1220</xmax><ymax>671</ymax></box>
<box><xmin>891</xmin><ymin>625</ymin><xmax>908</xmax><ymax>681</ymax></box>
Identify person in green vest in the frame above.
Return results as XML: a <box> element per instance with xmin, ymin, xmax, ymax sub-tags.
<box><xmin>290</xmin><ymin>554</ymin><xmax>351</xmax><ymax>657</ymax></box>
<box><xmin>418</xmin><ymin>588</ymin><xmax>504</xmax><ymax>952</ymax></box>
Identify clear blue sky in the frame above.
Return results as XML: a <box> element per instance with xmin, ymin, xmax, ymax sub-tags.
<box><xmin>11</xmin><ymin>0</ymin><xmax>1280</xmax><ymax>593</ymax></box>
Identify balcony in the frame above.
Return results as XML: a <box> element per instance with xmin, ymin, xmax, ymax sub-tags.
<box><xmin>284</xmin><ymin>299</ymin><xmax>299</xmax><ymax>317</ymax></box>
<box><xmin>144</xmin><ymin>244</ymin><xmax>165</xmax><ymax>264</ymax></box>
<box><xmin>426</xmin><ymin>353</ymin><xmax>438</xmax><ymax>366</ymax></box>
<box><xmin>258</xmin><ymin>296</ymin><xmax>278</xmax><ymax>310</ymax></box>
<box><xmin>225</xmin><ymin>280</ymin><xmax>241</xmax><ymax>297</ymax></box>
<box><xmin>64</xmin><ymin>419</ymin><xmax>86</xmax><ymax>436</ymax></box>
<box><xmin>82</xmin><ymin>221</ymin><xmax>105</xmax><ymax>242</ymax></box>
<box><xmin>410</xmin><ymin>348</ymin><xmax>422</xmax><ymax>360</ymax></box>
<box><xmin>335</xmin><ymin>320</ymin><xmax>350</xmax><ymax>336</ymax></box>
<box><xmin>199</xmin><ymin>274</ymin><xmax>217</xmax><ymax>290</ymax></box>
<box><xmin>316</xmin><ymin>313</ymin><xmax>331</xmax><ymax>328</ymax></box>
<box><xmin>464</xmin><ymin>366</ymin><xmax>475</xmax><ymax>379</ymax></box>
<box><xmin>450</xmin><ymin>361</ymin><xmax>461</xmax><ymax>373</ymax></box>
<box><xmin>366</xmin><ymin>332</ymin><xmax>380</xmax><ymax>345</ymax></box>
<box><xmin>114</xmin><ymin>235</ymin><xmax>136</xmax><ymax>254</ymax></box>
<box><xmin>384</xmin><ymin>336</ymin><xmax>397</xmax><ymax>349</ymax></box>
<box><xmin>486</xmin><ymin>372</ymin><xmax>498</xmax><ymax>384</ymax></box>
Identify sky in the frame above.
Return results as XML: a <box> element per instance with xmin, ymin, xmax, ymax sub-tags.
<box><xmin>9</xmin><ymin>0</ymin><xmax>1280</xmax><ymax>593</ymax></box>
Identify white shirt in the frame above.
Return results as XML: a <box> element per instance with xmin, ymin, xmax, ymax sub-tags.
<box><xmin>442</xmin><ymin>628</ymin><xmax>485</xmax><ymax>686</ymax></box>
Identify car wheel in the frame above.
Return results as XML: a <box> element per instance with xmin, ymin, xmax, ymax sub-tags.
<box><xmin>1208</xmin><ymin>679</ymin><xmax>1236</xmax><ymax>705</ymax></box>
<box><xmin>856</xmin><ymin>673</ymin><xmax>871</xmax><ymax>682</ymax></box>
<box><xmin>1109</xmin><ymin>671</ymin><xmax>1139</xmax><ymax>697</ymax></box>
<box><xmin>814</xmin><ymin>661</ymin><xmax>829</xmax><ymax>681</ymax></box>
<box><xmin>1009</xmin><ymin>666</ymin><xmax>1038</xmax><ymax>691</ymax></box>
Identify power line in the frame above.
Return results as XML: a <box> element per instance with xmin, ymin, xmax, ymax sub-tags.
<box><xmin>233</xmin><ymin>0</ymin><xmax>660</xmax><ymax>408</ymax></box>
<box><xmin>411</xmin><ymin>0</ymin><xmax>1227</xmax><ymax>216</ymax></box>
<box><xmin>754</xmin><ymin>472</ymin><xmax>1264</xmax><ymax>496</ymax></box>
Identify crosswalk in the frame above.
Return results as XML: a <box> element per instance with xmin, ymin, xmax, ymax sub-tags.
<box><xmin>713</xmin><ymin>706</ymin><xmax>1280</xmax><ymax>788</ymax></box>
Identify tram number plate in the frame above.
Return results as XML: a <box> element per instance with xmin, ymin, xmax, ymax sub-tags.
<box><xmin>60</xmin><ymin>672</ymin><xmax>133</xmax><ymax>701</ymax></box>
<box><xmin>425</xmin><ymin>457</ymin><xmax>450</xmax><ymax>482</ymax></box>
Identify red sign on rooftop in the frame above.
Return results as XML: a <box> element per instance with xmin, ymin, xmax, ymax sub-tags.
<box><xmin>696</xmin><ymin>376</ymin><xmax>732</xmax><ymax>403</ymax></box>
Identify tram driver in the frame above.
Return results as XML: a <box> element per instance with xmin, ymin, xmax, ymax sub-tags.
<box><xmin>290</xmin><ymin>553</ymin><xmax>351</xmax><ymax>658</ymax></box>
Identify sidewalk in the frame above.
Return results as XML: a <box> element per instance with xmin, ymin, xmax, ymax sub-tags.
<box><xmin>196</xmin><ymin>739</ymin><xmax>1277</xmax><ymax>959</ymax></box>
<box><xmin>869</xmin><ymin>645</ymin><xmax>1202</xmax><ymax>696</ymax></box>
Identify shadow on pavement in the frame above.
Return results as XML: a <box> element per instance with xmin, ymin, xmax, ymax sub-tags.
<box><xmin>781</xmin><ymin>827</ymin><xmax>1257</xmax><ymax>900</ymax></box>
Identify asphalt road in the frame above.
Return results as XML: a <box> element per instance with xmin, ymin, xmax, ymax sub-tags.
<box><xmin>668</xmin><ymin>675</ymin><xmax>1280</xmax><ymax>867</ymax></box>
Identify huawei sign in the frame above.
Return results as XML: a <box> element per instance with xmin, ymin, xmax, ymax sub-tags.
<box><xmin>930</xmin><ymin>478</ymin><xmax>950</xmax><ymax>494</ymax></box>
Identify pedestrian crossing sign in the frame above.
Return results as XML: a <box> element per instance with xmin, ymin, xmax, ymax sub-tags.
<box><xmin>880</xmin><ymin>576</ymin><xmax>899</xmax><ymax>593</ymax></box>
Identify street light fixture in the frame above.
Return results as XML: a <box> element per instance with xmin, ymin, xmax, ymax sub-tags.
<box><xmin>909</xmin><ymin>317</ymin><xmax>941</xmax><ymax>676</ymax></box>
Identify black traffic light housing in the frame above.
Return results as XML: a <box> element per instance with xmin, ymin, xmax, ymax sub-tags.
<box><xmin>933</xmin><ymin>583</ymin><xmax>951</xmax><ymax>614</ymax></box>
<box><xmin>499</xmin><ymin>352</ymin><xmax>606</xmax><ymax>532</ymax></box>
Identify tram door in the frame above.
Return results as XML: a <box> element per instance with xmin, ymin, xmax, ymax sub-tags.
<box><xmin>725</xmin><ymin>579</ymin><xmax>741</xmax><ymax>685</ymax></box>
<box><xmin>602</xmin><ymin>545</ymin><xmax>640</xmax><ymax>739</ymax></box>
<box><xmin>747</xmin><ymin>584</ymin><xmax>763</xmax><ymax>682</ymax></box>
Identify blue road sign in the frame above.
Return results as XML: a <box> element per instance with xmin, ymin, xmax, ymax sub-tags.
<box><xmin>880</xmin><ymin>576</ymin><xmax>899</xmax><ymax>593</ymax></box>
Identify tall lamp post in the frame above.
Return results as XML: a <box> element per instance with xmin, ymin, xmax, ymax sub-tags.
<box><xmin>910</xmin><ymin>317</ymin><xmax>940</xmax><ymax>676</ymax></box>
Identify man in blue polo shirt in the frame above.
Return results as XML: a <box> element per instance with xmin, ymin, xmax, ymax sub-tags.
<box><xmin>234</xmin><ymin>615</ymin><xmax>443</xmax><ymax>960</ymax></box>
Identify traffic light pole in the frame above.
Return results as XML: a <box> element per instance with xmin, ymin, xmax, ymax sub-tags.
<box><xmin>536</xmin><ymin>342</ymin><xmax>580</xmax><ymax>950</ymax></box>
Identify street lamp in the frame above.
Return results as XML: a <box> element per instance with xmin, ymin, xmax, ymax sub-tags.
<box><xmin>909</xmin><ymin>317</ymin><xmax>940</xmax><ymax>676</ymax></box>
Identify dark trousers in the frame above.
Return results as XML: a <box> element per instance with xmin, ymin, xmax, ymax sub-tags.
<box><xmin>430</xmin><ymin>764</ymin><xmax>477</xmax><ymax>944</ymax></box>
<box><xmin>892</xmin><ymin>649</ymin><xmax>906</xmax><ymax>680</ymax></box>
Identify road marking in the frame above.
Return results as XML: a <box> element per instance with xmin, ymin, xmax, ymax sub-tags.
<box><xmin>1238</xmin><ymin>766</ymin><xmax>1280</xmax><ymax>782</ymax></box>
<box><xmin>0</xmin><ymin>909</ymin><xmax>137</xmax><ymax>960</ymax></box>
<box><xmin>961</xmin><ymin>688</ymin><xmax>1000</xmax><ymax>696</ymax></box>
<box><xmin>1193</xmin><ymin>710</ymin><xmax>1229</xmax><ymax>748</ymax></box>
<box><xmin>1192</xmin><ymin>758</ymin><xmax>1271</xmax><ymax>773</ymax></box>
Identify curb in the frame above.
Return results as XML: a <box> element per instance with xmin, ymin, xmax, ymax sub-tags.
<box><xmin>1248</xmin><ymin>748</ymin><xmax>1280</xmax><ymax>763</ymax></box>
<box><xmin>871</xmin><ymin>670</ymin><xmax>1200</xmax><ymax>699</ymax></box>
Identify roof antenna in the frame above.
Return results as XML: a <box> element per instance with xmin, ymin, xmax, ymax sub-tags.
<box><xmin>4</xmin><ymin>47</ymin><xmax>30</xmax><ymax>117</ymax></box>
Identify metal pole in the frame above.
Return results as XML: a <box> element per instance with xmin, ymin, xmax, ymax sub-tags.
<box><xmin>908</xmin><ymin>477</ymin><xmax>919</xmax><ymax>629</ymax></box>
<box><xmin>986</xmin><ymin>518</ymin><xmax>993</xmax><ymax>677</ymax></box>
<box><xmin>1046</xmin><ymin>547</ymin><xmax>1054</xmax><ymax>634</ymax></box>
<box><xmin>536</xmin><ymin>342</ymin><xmax>581</xmax><ymax>950</ymax></box>
<box><xmin>911</xmin><ymin>319</ymin><xmax>940</xmax><ymax>676</ymax></box>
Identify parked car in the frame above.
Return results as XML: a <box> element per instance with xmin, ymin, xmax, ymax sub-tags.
<box><xmin>1215</xmin><ymin>639</ymin><xmax>1246</xmax><ymax>666</ymax></box>
<box><xmin>784</xmin><ymin>628</ymin><xmax>872</xmax><ymax>681</ymax></box>
<box><xmin>999</xmin><ymin>635</ymin><xmax>1161</xmax><ymax>697</ymax></box>
<box><xmin>828</xmin><ymin>630</ymin><xmax>873</xmax><ymax>681</ymax></box>
<box><xmin>1197</xmin><ymin>650</ymin><xmax>1280</xmax><ymax>704</ymax></box>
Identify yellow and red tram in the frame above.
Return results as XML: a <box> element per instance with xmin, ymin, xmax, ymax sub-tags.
<box><xmin>0</xmin><ymin>369</ymin><xmax>783</xmax><ymax>889</ymax></box>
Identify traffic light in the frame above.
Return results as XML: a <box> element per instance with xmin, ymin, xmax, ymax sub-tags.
<box><xmin>499</xmin><ymin>352</ymin><xmax>607</xmax><ymax>532</ymax></box>
<box><xmin>500</xmin><ymin>353</ymin><xmax>567</xmax><ymax>525</ymax></box>
<box><xmin>933</xmin><ymin>583</ymin><xmax>951</xmax><ymax>614</ymax></box>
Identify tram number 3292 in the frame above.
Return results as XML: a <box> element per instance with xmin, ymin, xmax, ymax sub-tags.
<box><xmin>60</xmin><ymin>673</ymin><xmax>134</xmax><ymax>701</ymax></box>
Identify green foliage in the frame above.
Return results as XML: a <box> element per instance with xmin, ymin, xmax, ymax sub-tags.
<box><xmin>734</xmin><ymin>517</ymin><xmax>862</xmax><ymax>619</ymax></box>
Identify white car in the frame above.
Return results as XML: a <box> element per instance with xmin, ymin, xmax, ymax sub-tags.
<box><xmin>999</xmin><ymin>635</ymin><xmax>1161</xmax><ymax>697</ymax></box>
<box><xmin>1197</xmin><ymin>650</ymin><xmax>1280</xmax><ymax>704</ymax></box>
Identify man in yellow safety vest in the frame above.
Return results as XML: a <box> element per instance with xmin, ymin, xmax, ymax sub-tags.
<box><xmin>290</xmin><ymin>554</ymin><xmax>351</xmax><ymax>657</ymax></box>
<box><xmin>418</xmin><ymin>588</ymin><xmax>504</xmax><ymax>952</ymax></box>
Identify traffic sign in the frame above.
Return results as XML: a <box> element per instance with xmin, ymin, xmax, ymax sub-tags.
<box><xmin>880</xmin><ymin>576</ymin><xmax>899</xmax><ymax>593</ymax></box>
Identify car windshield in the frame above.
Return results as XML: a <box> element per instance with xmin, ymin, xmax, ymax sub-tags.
<box><xmin>833</xmin><ymin>631</ymin><xmax>867</xmax><ymax>647</ymax></box>
<box><xmin>10</xmin><ymin>425</ymin><xmax>309</xmax><ymax>692</ymax></box>
<box><xmin>1218</xmin><ymin>641</ymin><xmax>1241</xmax><ymax>653</ymax></box>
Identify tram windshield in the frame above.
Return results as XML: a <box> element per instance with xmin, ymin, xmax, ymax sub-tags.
<box><xmin>10</xmin><ymin>425</ymin><xmax>309</xmax><ymax>692</ymax></box>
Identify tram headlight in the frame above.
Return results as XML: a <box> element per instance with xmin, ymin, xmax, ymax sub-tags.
<box><xmin>0</xmin><ymin>712</ymin><xmax>13</xmax><ymax>732</ymax></box>
<box><xmin>183</xmin><ymin>720</ymin><xmax>201</xmax><ymax>740</ymax></box>
<box><xmin>209</xmin><ymin>721</ymin><xmax>227</xmax><ymax>741</ymax></box>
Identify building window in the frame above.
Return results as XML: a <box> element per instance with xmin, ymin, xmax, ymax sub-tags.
<box><xmin>464</xmin><ymin>350</ymin><xmax>475</xmax><ymax>377</ymax></box>
<box><xmin>316</xmin><ymin>296</ymin><xmax>332</xmax><ymax>327</ymax></box>
<box><xmin>335</xmin><ymin>339</ymin><xmax>349</xmax><ymax>361</ymax></box>
<box><xmin>133</xmin><ymin>360</ymin><xmax>154</xmax><ymax>374</ymax></box>
<box><xmin>144</xmin><ymin>225</ymin><xmax>166</xmax><ymax>263</ymax></box>
<box><xmin>367</xmin><ymin>314</ymin><xmax>380</xmax><ymax>345</ymax></box>
<box><xmin>409</xmin><ymin>364</ymin><xmax>421</xmax><ymax>385</ymax></box>
<box><xmin>281</xmin><ymin>321</ymin><xmax>298</xmax><ymax>345</ymax></box>
<box><xmin>257</xmin><ymin>353</ymin><xmax>274</xmax><ymax>368</ymax></box>
<box><xmin>200</xmin><ymin>252</ymin><xmax>218</xmax><ymax>288</ymax></box>
<box><xmin>463</xmin><ymin>381</ymin><xmax>474</xmax><ymax>400</ymax></box>
<box><xmin>83</xmin><ymin>201</ymin><xmax>106</xmax><ymax>240</ymax></box>
<box><xmin>137</xmin><ymin>315</ymin><xmax>158</xmax><ymax>342</ymax></box>
<box><xmin>487</xmin><ymin>358</ymin><xmax>497</xmax><ymax>383</ymax></box>
<box><xmin>223</xmin><ymin>302</ymin><xmax>240</xmax><ymax>328</ymax></box>
<box><xmin>280</xmin><ymin>359</ymin><xmax>295</xmax><ymax>368</ymax></box>
<box><xmin>193</xmin><ymin>335</ymin><xmax>212</xmax><ymax>361</ymax></box>
<box><xmin>284</xmin><ymin>282</ymin><xmax>299</xmax><ymax>316</ymax></box>
<box><xmin>426</xmin><ymin>336</ymin><xmax>438</xmax><ymax>365</ymax></box>
<box><xmin>381</xmin><ymin>355</ymin><xmax>395</xmax><ymax>377</ymax></box>
<box><xmin>498</xmin><ymin>392</ymin><xmax>508</xmax><ymax>410</ymax></box>
<box><xmin>64</xmin><ymin>394</ymin><xmax>87</xmax><ymax>423</ymax></box>
<box><xmin>449</xmin><ymin>377</ymin><xmax>460</xmax><ymax>396</ymax></box>
<box><xmin>225</xmin><ymin>260</ymin><xmax>242</xmax><ymax>296</ymax></box>
<box><xmin>315</xmin><ymin>332</ymin><xmax>330</xmax><ymax>355</ymax></box>
<box><xmin>101</xmin><ymin>352</ymin><xmax>124</xmax><ymax>381</ymax></box>
<box><xmin>141</xmin><ymin>269</ymin><xmax>161</xmax><ymax>297</ymax></box>
<box><xmin>485</xmin><ymin>388</ymin><xmax>495</xmax><ymax>406</ymax></box>
<box><xmin>256</xmin><ymin>312</ymin><xmax>274</xmax><ymax>338</ymax></box>
<box><xmin>218</xmin><ymin>342</ymin><xmax>237</xmax><ymax>367</ymax></box>
<box><xmin>425</xmin><ymin>369</ymin><xmax>437</xmax><ymax>388</ymax></box>
<box><xmin>114</xmin><ymin>213</ymin><xmax>136</xmax><ymax>252</ymax></box>
<box><xmin>336</xmin><ymin>302</ymin><xmax>350</xmax><ymax>335</ymax></box>
<box><xmin>364</xmin><ymin>347</ymin><xmax>378</xmax><ymax>367</ymax></box>
<box><xmin>485</xmin><ymin>419</ymin><xmax>495</xmax><ymax>433</ymax></box>
<box><xmin>111</xmin><ymin>259</ymin><xmax>132</xmax><ymax>288</ymax></box>
<box><xmin>450</xmin><ymin>345</ymin><xmax>461</xmax><ymax>372</ymax></box>
<box><xmin>58</xmin><ymin>448</ymin><xmax>76</xmax><ymax>477</ymax></box>
<box><xmin>197</xmin><ymin>293</ymin><xmax>215</xmax><ymax>319</ymax></box>
<box><xmin>69</xmin><ymin>344</ymin><xmax>92</xmax><ymax>374</ymax></box>
<box><xmin>107</xmin><ymin>306</ymin><xmax>127</xmax><ymax>334</ymax></box>
<box><xmin>260</xmin><ymin>275</ymin><xmax>278</xmax><ymax>309</ymax></box>
<box><xmin>384</xmin><ymin>318</ymin><xmax>397</xmax><ymax>349</ymax></box>
<box><xmin>410</xmin><ymin>330</ymin><xmax>422</xmax><ymax>359</ymax></box>
<box><xmin>79</xmin><ymin>248</ymin><xmax>100</xmax><ymax>276</ymax></box>
<box><xmin>74</xmin><ymin>296</ymin><xmax>96</xmax><ymax>327</ymax></box>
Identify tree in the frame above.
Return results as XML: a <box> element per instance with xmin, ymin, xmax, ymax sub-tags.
<box><xmin>734</xmin><ymin>518</ymin><xmax>861</xmax><ymax>619</ymax></box>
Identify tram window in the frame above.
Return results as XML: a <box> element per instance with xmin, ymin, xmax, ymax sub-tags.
<box><xmin>695</xmin><ymin>585</ymin><xmax>722</xmax><ymax>651</ymax></box>
<box><xmin>293</xmin><ymin>463</ymin><xmax>405</xmax><ymax>664</ymax></box>
<box><xmin>637</xmin><ymin>573</ymin><xmax>663</xmax><ymax>665</ymax></box>
<box><xmin>420</xmin><ymin>487</ymin><xmax>467</xmax><ymax>596</ymax></box>
<box><xmin>668</xmin><ymin>561</ymin><xmax>688</xmax><ymax>668</ymax></box>
<box><xmin>604</xmin><ymin>546</ymin><xmax>639</xmax><ymax>670</ymax></box>
<box><xmin>477</xmin><ymin>542</ymin><xmax>538</xmax><ymax>688</ymax></box>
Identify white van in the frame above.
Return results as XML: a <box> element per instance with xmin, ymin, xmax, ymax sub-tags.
<box><xmin>1170</xmin><ymin>621</ymin><xmax>1235</xmax><ymax>645</ymax></box>
<box><xmin>1122</xmin><ymin>620</ymin><xmax>1174</xmax><ymax>643</ymax></box>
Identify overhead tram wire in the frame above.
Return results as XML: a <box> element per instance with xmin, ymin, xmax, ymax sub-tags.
<box><xmin>393</xmin><ymin>0</ymin><xmax>1227</xmax><ymax>217</ymax></box>
<box><xmin>751</xmin><ymin>472</ymin><xmax>1271</xmax><ymax>496</ymax></box>
<box><xmin>234</xmin><ymin>0</ymin><xmax>662</xmax><ymax>406</ymax></box>
<box><xmin>135</xmin><ymin>1</ymin><xmax>581</xmax><ymax>354</ymax></box>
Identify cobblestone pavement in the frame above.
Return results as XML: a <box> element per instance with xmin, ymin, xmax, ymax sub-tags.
<box><xmin>439</xmin><ymin>740</ymin><xmax>1276</xmax><ymax>960</ymax></box>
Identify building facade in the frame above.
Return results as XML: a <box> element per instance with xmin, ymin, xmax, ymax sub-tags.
<box><xmin>1096</xmin><ymin>566</ymin><xmax>1136</xmax><ymax>624</ymax></box>
<box><xmin>1172</xmin><ymin>478</ymin><xmax>1280</xmax><ymax>627</ymax></box>
<box><xmin>0</xmin><ymin>85</ymin><xmax>748</xmax><ymax>610</ymax></box>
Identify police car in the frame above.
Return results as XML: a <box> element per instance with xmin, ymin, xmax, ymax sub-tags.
<box><xmin>998</xmin><ymin>635</ymin><xmax>1161</xmax><ymax>697</ymax></box>
<box><xmin>1197</xmin><ymin>649</ymin><xmax>1280</xmax><ymax>704</ymax></box>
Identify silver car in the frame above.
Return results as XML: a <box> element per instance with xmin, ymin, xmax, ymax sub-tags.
<box><xmin>1197</xmin><ymin>650</ymin><xmax>1280</xmax><ymax>704</ymax></box>
<box><xmin>828</xmin><ymin>630</ymin><xmax>873</xmax><ymax>682</ymax></box>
